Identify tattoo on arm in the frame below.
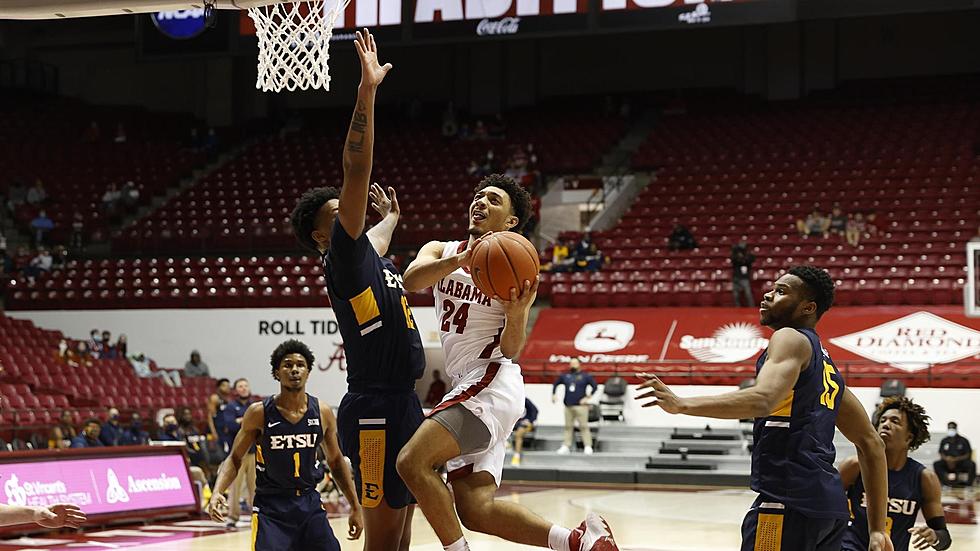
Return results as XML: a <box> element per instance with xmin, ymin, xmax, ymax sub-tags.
<box><xmin>347</xmin><ymin>102</ymin><xmax>368</xmax><ymax>153</ymax></box>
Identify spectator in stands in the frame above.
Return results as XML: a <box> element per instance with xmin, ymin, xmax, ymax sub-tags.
<box><xmin>116</xmin><ymin>334</ymin><xmax>128</xmax><ymax>357</ymax></box>
<box><xmin>87</xmin><ymin>329</ymin><xmax>102</xmax><ymax>357</ymax></box>
<box><xmin>731</xmin><ymin>242</ymin><xmax>756</xmax><ymax>307</ymax></box>
<box><xmin>546</xmin><ymin>238</ymin><xmax>572</xmax><ymax>273</ymax></box>
<box><xmin>82</xmin><ymin>121</ymin><xmax>101</xmax><ymax>143</ymax></box>
<box><xmin>70</xmin><ymin>419</ymin><xmax>103</xmax><ymax>448</ymax></box>
<box><xmin>47</xmin><ymin>426</ymin><xmax>70</xmax><ymax>449</ymax></box>
<box><xmin>23</xmin><ymin>248</ymin><xmax>53</xmax><ymax>284</ymax></box>
<box><xmin>828</xmin><ymin>205</ymin><xmax>848</xmax><ymax>237</ymax></box>
<box><xmin>207</xmin><ymin>378</ymin><xmax>232</xmax><ymax>451</ymax></box>
<box><xmin>552</xmin><ymin>359</ymin><xmax>597</xmax><ymax>455</ymax></box>
<box><xmin>175</xmin><ymin>406</ymin><xmax>211</xmax><ymax>474</ymax></box>
<box><xmin>120</xmin><ymin>181</ymin><xmax>140</xmax><ymax>211</ymax></box>
<box><xmin>100</xmin><ymin>330</ymin><xmax>116</xmax><ymax>359</ymax></box>
<box><xmin>489</xmin><ymin>113</ymin><xmax>507</xmax><ymax>138</ymax></box>
<box><xmin>221</xmin><ymin>377</ymin><xmax>257</xmax><ymax>526</ymax></box>
<box><xmin>160</xmin><ymin>409</ymin><xmax>213</xmax><ymax>504</ymax></box>
<box><xmin>50</xmin><ymin>245</ymin><xmax>67</xmax><ymax>269</ymax></box>
<box><xmin>26</xmin><ymin>179</ymin><xmax>47</xmax><ymax>206</ymax></box>
<box><xmin>934</xmin><ymin>421</ymin><xmax>976</xmax><ymax>487</ymax></box>
<box><xmin>30</xmin><ymin>211</ymin><xmax>54</xmax><ymax>245</ymax></box>
<box><xmin>668</xmin><ymin>224</ymin><xmax>697</xmax><ymax>251</ymax></box>
<box><xmin>69</xmin><ymin>211</ymin><xmax>84</xmax><ymax>251</ymax></box>
<box><xmin>510</xmin><ymin>397</ymin><xmax>538</xmax><ymax>466</ymax></box>
<box><xmin>120</xmin><ymin>413</ymin><xmax>149</xmax><ymax>445</ymax></box>
<box><xmin>113</xmin><ymin>122</ymin><xmax>127</xmax><ymax>144</ymax></box>
<box><xmin>99</xmin><ymin>407</ymin><xmax>125</xmax><ymax>447</ymax></box>
<box><xmin>101</xmin><ymin>184</ymin><xmax>121</xmax><ymax>217</ymax></box>
<box><xmin>128</xmin><ymin>352</ymin><xmax>181</xmax><ymax>386</ymax></box>
<box><xmin>846</xmin><ymin>213</ymin><xmax>866</xmax><ymax>246</ymax></box>
<box><xmin>573</xmin><ymin>233</ymin><xmax>604</xmax><ymax>271</ymax></box>
<box><xmin>184</xmin><ymin>350</ymin><xmax>210</xmax><ymax>377</ymax></box>
<box><xmin>481</xmin><ymin>149</ymin><xmax>496</xmax><ymax>174</ymax></box>
<box><xmin>0</xmin><ymin>248</ymin><xmax>13</xmax><ymax>277</ymax></box>
<box><xmin>864</xmin><ymin>212</ymin><xmax>879</xmax><ymax>237</ymax></box>
<box><xmin>796</xmin><ymin>208</ymin><xmax>829</xmax><ymax>237</ymax></box>
<box><xmin>56</xmin><ymin>339</ymin><xmax>82</xmax><ymax>368</ymax></box>
<box><xmin>5</xmin><ymin>181</ymin><xmax>27</xmax><ymax>214</ymax></box>
<box><xmin>424</xmin><ymin>370</ymin><xmax>447</xmax><ymax>408</ymax></box>
<box><xmin>474</xmin><ymin>119</ymin><xmax>488</xmax><ymax>140</ymax></box>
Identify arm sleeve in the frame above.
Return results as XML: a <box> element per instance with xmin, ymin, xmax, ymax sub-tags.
<box><xmin>926</xmin><ymin>516</ymin><xmax>951</xmax><ymax>550</ymax></box>
<box><xmin>588</xmin><ymin>374</ymin><xmax>598</xmax><ymax>393</ymax></box>
<box><xmin>552</xmin><ymin>375</ymin><xmax>564</xmax><ymax>394</ymax></box>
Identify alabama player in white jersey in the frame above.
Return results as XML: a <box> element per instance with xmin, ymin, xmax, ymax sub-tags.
<box><xmin>397</xmin><ymin>174</ymin><xmax>618</xmax><ymax>551</ymax></box>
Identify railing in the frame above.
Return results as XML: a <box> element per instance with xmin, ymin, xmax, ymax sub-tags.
<box><xmin>517</xmin><ymin>358</ymin><xmax>980</xmax><ymax>387</ymax></box>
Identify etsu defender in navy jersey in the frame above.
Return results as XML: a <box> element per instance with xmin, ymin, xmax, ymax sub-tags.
<box><xmin>255</xmin><ymin>394</ymin><xmax>325</xmax><ymax>495</ymax></box>
<box><xmin>323</xmin><ymin>219</ymin><xmax>426</xmax><ymax>510</ymax></box>
<box><xmin>842</xmin><ymin>459</ymin><xmax>926</xmax><ymax>551</ymax></box>
<box><xmin>251</xmin><ymin>393</ymin><xmax>340</xmax><ymax>551</ymax></box>
<box><xmin>741</xmin><ymin>327</ymin><xmax>849</xmax><ymax>551</ymax></box>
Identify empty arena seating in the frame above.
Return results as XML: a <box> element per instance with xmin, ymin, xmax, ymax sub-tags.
<box><xmin>1</xmin><ymin>95</ymin><xmax>205</xmax><ymax>243</ymax></box>
<box><xmin>0</xmin><ymin>314</ymin><xmax>217</xmax><ymax>443</ymax></box>
<box><xmin>4</xmin><ymin>254</ymin><xmax>435</xmax><ymax>309</ymax></box>
<box><xmin>547</xmin><ymin>96</ymin><xmax>978</xmax><ymax>307</ymax></box>
<box><xmin>112</xmin><ymin>106</ymin><xmax>624</xmax><ymax>253</ymax></box>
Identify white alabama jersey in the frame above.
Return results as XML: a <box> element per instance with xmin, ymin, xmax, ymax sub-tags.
<box><xmin>432</xmin><ymin>240</ymin><xmax>514</xmax><ymax>379</ymax></box>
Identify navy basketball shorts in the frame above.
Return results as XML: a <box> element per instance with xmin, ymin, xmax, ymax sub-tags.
<box><xmin>252</xmin><ymin>491</ymin><xmax>339</xmax><ymax>551</ymax></box>
<box><xmin>336</xmin><ymin>390</ymin><xmax>423</xmax><ymax>509</ymax></box>
<box><xmin>740</xmin><ymin>496</ymin><xmax>847</xmax><ymax>551</ymax></box>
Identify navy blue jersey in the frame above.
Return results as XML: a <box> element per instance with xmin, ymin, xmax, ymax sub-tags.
<box><xmin>750</xmin><ymin>328</ymin><xmax>849</xmax><ymax>519</ymax></box>
<box><xmin>212</xmin><ymin>396</ymin><xmax>229</xmax><ymax>443</ymax></box>
<box><xmin>256</xmin><ymin>394</ymin><xmax>325</xmax><ymax>495</ymax></box>
<box><xmin>842</xmin><ymin>459</ymin><xmax>926</xmax><ymax>551</ymax></box>
<box><xmin>222</xmin><ymin>397</ymin><xmax>253</xmax><ymax>443</ymax></box>
<box><xmin>323</xmin><ymin>220</ymin><xmax>425</xmax><ymax>391</ymax></box>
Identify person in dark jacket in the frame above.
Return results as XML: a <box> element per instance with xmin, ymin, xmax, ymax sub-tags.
<box><xmin>552</xmin><ymin>359</ymin><xmax>597</xmax><ymax>454</ymax></box>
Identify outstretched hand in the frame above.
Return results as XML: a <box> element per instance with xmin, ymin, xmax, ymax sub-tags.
<box><xmin>34</xmin><ymin>503</ymin><xmax>86</xmax><ymax>529</ymax></box>
<box><xmin>636</xmin><ymin>373</ymin><xmax>685</xmax><ymax>414</ymax></box>
<box><xmin>370</xmin><ymin>183</ymin><xmax>399</xmax><ymax>218</ymax></box>
<box><xmin>354</xmin><ymin>28</ymin><xmax>391</xmax><ymax>88</ymax></box>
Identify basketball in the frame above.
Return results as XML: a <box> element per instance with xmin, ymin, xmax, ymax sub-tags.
<box><xmin>470</xmin><ymin>232</ymin><xmax>541</xmax><ymax>299</ymax></box>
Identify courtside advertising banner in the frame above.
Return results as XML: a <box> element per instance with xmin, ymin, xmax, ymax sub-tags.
<box><xmin>0</xmin><ymin>453</ymin><xmax>196</xmax><ymax>515</ymax></box>
<box><xmin>525</xmin><ymin>306</ymin><xmax>980</xmax><ymax>372</ymax></box>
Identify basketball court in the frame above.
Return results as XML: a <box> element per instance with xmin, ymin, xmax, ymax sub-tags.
<box><xmin>0</xmin><ymin>484</ymin><xmax>977</xmax><ymax>549</ymax></box>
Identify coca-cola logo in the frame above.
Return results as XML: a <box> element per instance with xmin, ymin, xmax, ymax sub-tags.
<box><xmin>476</xmin><ymin>17</ymin><xmax>521</xmax><ymax>36</ymax></box>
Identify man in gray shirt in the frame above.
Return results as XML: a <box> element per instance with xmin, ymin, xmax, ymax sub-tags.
<box><xmin>184</xmin><ymin>350</ymin><xmax>210</xmax><ymax>377</ymax></box>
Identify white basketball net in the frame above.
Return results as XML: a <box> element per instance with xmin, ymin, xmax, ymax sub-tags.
<box><xmin>248</xmin><ymin>0</ymin><xmax>350</xmax><ymax>92</ymax></box>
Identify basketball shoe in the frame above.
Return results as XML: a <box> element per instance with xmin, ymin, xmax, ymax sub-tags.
<box><xmin>568</xmin><ymin>512</ymin><xmax>618</xmax><ymax>550</ymax></box>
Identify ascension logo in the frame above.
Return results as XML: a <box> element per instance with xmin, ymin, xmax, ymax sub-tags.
<box><xmin>680</xmin><ymin>323</ymin><xmax>769</xmax><ymax>363</ymax></box>
<box><xmin>3</xmin><ymin>474</ymin><xmax>28</xmax><ymax>506</ymax></box>
<box><xmin>829</xmin><ymin>311</ymin><xmax>980</xmax><ymax>371</ymax></box>
<box><xmin>105</xmin><ymin>469</ymin><xmax>130</xmax><ymax>504</ymax></box>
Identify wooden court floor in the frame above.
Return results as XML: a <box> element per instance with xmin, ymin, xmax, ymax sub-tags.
<box><xmin>3</xmin><ymin>485</ymin><xmax>977</xmax><ymax>550</ymax></box>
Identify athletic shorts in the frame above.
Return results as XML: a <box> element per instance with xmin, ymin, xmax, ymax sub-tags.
<box><xmin>252</xmin><ymin>491</ymin><xmax>339</xmax><ymax>551</ymax></box>
<box><xmin>740</xmin><ymin>495</ymin><xmax>847</xmax><ymax>551</ymax></box>
<box><xmin>429</xmin><ymin>361</ymin><xmax>525</xmax><ymax>486</ymax></box>
<box><xmin>336</xmin><ymin>389</ymin><xmax>423</xmax><ymax>509</ymax></box>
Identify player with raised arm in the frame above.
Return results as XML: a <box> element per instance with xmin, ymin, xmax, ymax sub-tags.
<box><xmin>638</xmin><ymin>266</ymin><xmax>894</xmax><ymax>551</ymax></box>
<box><xmin>207</xmin><ymin>340</ymin><xmax>362</xmax><ymax>550</ymax></box>
<box><xmin>840</xmin><ymin>397</ymin><xmax>952</xmax><ymax>551</ymax></box>
<box><xmin>397</xmin><ymin>173</ymin><xmax>618</xmax><ymax>551</ymax></box>
<box><xmin>289</xmin><ymin>28</ymin><xmax>425</xmax><ymax>551</ymax></box>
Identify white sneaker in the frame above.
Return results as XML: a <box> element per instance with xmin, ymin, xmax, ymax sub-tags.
<box><xmin>510</xmin><ymin>453</ymin><xmax>521</xmax><ymax>466</ymax></box>
<box><xmin>556</xmin><ymin>445</ymin><xmax>570</xmax><ymax>455</ymax></box>
<box><xmin>584</xmin><ymin>446</ymin><xmax>594</xmax><ymax>455</ymax></box>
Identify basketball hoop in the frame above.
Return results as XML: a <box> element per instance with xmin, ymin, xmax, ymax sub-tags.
<box><xmin>247</xmin><ymin>0</ymin><xmax>350</xmax><ymax>93</ymax></box>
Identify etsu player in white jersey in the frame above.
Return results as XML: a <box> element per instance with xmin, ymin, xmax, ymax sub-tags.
<box><xmin>398</xmin><ymin>174</ymin><xmax>619</xmax><ymax>551</ymax></box>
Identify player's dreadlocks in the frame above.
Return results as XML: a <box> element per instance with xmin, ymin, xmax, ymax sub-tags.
<box><xmin>788</xmin><ymin>265</ymin><xmax>835</xmax><ymax>318</ymax></box>
<box><xmin>874</xmin><ymin>396</ymin><xmax>931</xmax><ymax>451</ymax></box>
